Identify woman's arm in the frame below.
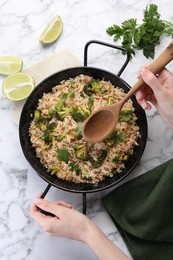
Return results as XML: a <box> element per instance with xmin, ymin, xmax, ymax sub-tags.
<box><xmin>85</xmin><ymin>220</ymin><xmax>130</xmax><ymax>260</ymax></box>
<box><xmin>30</xmin><ymin>198</ymin><xmax>130</xmax><ymax>260</ymax></box>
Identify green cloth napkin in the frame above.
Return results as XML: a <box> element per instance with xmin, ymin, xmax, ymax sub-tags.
<box><xmin>102</xmin><ymin>158</ymin><xmax>173</xmax><ymax>260</ymax></box>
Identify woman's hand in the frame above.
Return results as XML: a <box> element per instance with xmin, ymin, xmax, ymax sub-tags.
<box><xmin>136</xmin><ymin>67</ymin><xmax>173</xmax><ymax>129</ymax></box>
<box><xmin>30</xmin><ymin>197</ymin><xmax>130</xmax><ymax>260</ymax></box>
<box><xmin>30</xmin><ymin>197</ymin><xmax>90</xmax><ymax>241</ymax></box>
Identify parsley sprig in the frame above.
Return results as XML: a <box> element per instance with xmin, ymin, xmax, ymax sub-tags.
<box><xmin>106</xmin><ymin>4</ymin><xmax>173</xmax><ymax>59</ymax></box>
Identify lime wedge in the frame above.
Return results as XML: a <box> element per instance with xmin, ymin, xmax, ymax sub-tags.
<box><xmin>0</xmin><ymin>56</ymin><xmax>23</xmax><ymax>75</ymax></box>
<box><xmin>39</xmin><ymin>15</ymin><xmax>63</xmax><ymax>45</ymax></box>
<box><xmin>2</xmin><ymin>72</ymin><xmax>35</xmax><ymax>101</ymax></box>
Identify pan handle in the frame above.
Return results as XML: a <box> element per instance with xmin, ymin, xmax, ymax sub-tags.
<box><xmin>38</xmin><ymin>183</ymin><xmax>55</xmax><ymax>217</ymax></box>
<box><xmin>84</xmin><ymin>39</ymin><xmax>131</xmax><ymax>77</ymax></box>
<box><xmin>38</xmin><ymin>184</ymin><xmax>87</xmax><ymax>217</ymax></box>
<box><xmin>83</xmin><ymin>193</ymin><xmax>87</xmax><ymax>215</ymax></box>
<box><xmin>38</xmin><ymin>184</ymin><xmax>87</xmax><ymax>216</ymax></box>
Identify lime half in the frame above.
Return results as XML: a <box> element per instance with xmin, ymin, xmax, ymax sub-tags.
<box><xmin>2</xmin><ymin>72</ymin><xmax>35</xmax><ymax>101</ymax></box>
<box><xmin>39</xmin><ymin>15</ymin><xmax>63</xmax><ymax>45</ymax></box>
<box><xmin>0</xmin><ymin>56</ymin><xmax>23</xmax><ymax>75</ymax></box>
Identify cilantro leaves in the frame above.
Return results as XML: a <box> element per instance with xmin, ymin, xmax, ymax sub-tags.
<box><xmin>106</xmin><ymin>4</ymin><xmax>173</xmax><ymax>58</ymax></box>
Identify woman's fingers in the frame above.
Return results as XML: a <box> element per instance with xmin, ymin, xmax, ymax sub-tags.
<box><xmin>54</xmin><ymin>200</ymin><xmax>73</xmax><ymax>209</ymax></box>
<box><xmin>135</xmin><ymin>89</ymin><xmax>152</xmax><ymax>110</ymax></box>
<box><xmin>33</xmin><ymin>198</ymin><xmax>60</xmax><ymax>216</ymax></box>
<box><xmin>32</xmin><ymin>198</ymin><xmax>73</xmax><ymax>219</ymax></box>
<box><xmin>137</xmin><ymin>64</ymin><xmax>150</xmax><ymax>79</ymax></box>
<box><xmin>139</xmin><ymin>68</ymin><xmax>162</xmax><ymax>92</ymax></box>
<box><xmin>30</xmin><ymin>201</ymin><xmax>51</xmax><ymax>224</ymax></box>
<box><xmin>30</xmin><ymin>201</ymin><xmax>60</xmax><ymax>235</ymax></box>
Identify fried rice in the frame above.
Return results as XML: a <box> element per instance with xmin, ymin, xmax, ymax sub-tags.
<box><xmin>29</xmin><ymin>74</ymin><xmax>140</xmax><ymax>184</ymax></box>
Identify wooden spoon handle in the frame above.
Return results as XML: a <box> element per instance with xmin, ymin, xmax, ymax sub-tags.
<box><xmin>121</xmin><ymin>40</ymin><xmax>173</xmax><ymax>103</ymax></box>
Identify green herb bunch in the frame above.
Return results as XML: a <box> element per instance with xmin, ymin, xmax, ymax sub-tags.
<box><xmin>106</xmin><ymin>4</ymin><xmax>173</xmax><ymax>58</ymax></box>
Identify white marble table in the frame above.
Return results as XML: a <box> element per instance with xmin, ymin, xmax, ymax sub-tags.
<box><xmin>1</xmin><ymin>0</ymin><xmax>173</xmax><ymax>259</ymax></box>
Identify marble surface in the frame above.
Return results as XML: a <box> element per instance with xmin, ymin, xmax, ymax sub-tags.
<box><xmin>1</xmin><ymin>0</ymin><xmax>173</xmax><ymax>259</ymax></box>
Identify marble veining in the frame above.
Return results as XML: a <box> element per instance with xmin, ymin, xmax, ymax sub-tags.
<box><xmin>0</xmin><ymin>0</ymin><xmax>173</xmax><ymax>259</ymax></box>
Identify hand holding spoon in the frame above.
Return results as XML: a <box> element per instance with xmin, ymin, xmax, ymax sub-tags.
<box><xmin>82</xmin><ymin>41</ymin><xmax>173</xmax><ymax>143</ymax></box>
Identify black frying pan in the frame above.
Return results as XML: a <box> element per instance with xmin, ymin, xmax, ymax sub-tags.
<box><xmin>19</xmin><ymin>40</ymin><xmax>148</xmax><ymax>214</ymax></box>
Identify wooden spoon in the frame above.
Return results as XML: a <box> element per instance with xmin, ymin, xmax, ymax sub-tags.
<box><xmin>82</xmin><ymin>41</ymin><xmax>173</xmax><ymax>143</ymax></box>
